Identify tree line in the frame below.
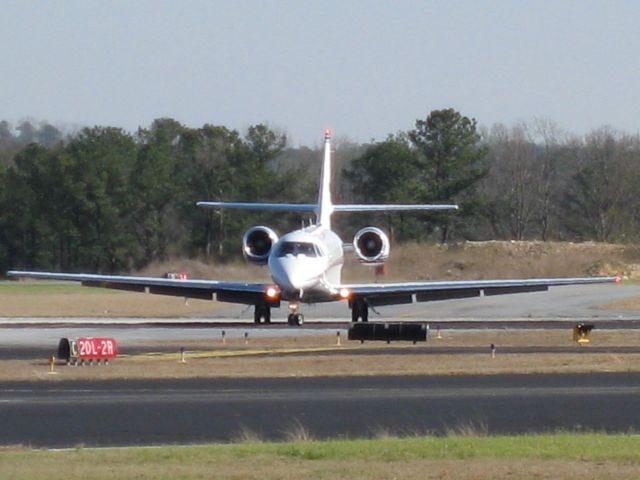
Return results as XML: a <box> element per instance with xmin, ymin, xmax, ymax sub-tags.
<box><xmin>1</xmin><ymin>111</ymin><xmax>639</xmax><ymax>273</ymax></box>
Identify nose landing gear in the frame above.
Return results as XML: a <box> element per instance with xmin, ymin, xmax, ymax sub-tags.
<box><xmin>287</xmin><ymin>302</ymin><xmax>304</xmax><ymax>326</ymax></box>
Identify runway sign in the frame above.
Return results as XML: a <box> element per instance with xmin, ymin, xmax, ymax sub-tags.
<box><xmin>76</xmin><ymin>337</ymin><xmax>118</xmax><ymax>359</ymax></box>
<box><xmin>58</xmin><ymin>337</ymin><xmax>118</xmax><ymax>363</ymax></box>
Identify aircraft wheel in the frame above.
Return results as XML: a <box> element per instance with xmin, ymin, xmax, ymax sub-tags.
<box><xmin>351</xmin><ymin>299</ymin><xmax>368</xmax><ymax>322</ymax></box>
<box><xmin>351</xmin><ymin>305</ymin><xmax>358</xmax><ymax>323</ymax></box>
<box><xmin>287</xmin><ymin>314</ymin><xmax>295</xmax><ymax>326</ymax></box>
<box><xmin>255</xmin><ymin>304</ymin><xmax>271</xmax><ymax>324</ymax></box>
<box><xmin>295</xmin><ymin>314</ymin><xmax>304</xmax><ymax>326</ymax></box>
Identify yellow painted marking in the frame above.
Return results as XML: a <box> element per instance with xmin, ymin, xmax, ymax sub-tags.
<box><xmin>126</xmin><ymin>346</ymin><xmax>359</xmax><ymax>361</ymax></box>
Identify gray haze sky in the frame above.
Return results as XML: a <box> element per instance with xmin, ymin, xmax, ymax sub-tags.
<box><xmin>2</xmin><ymin>0</ymin><xmax>639</xmax><ymax>146</ymax></box>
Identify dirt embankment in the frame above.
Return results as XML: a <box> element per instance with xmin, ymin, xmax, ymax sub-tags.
<box><xmin>372</xmin><ymin>241</ymin><xmax>637</xmax><ymax>282</ymax></box>
<box><xmin>140</xmin><ymin>241</ymin><xmax>639</xmax><ymax>282</ymax></box>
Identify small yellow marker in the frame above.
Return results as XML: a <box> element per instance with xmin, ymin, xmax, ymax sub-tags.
<box><xmin>180</xmin><ymin>347</ymin><xmax>186</xmax><ymax>363</ymax></box>
<box><xmin>222</xmin><ymin>330</ymin><xmax>226</xmax><ymax>345</ymax></box>
<box><xmin>336</xmin><ymin>331</ymin><xmax>341</xmax><ymax>346</ymax></box>
<box><xmin>573</xmin><ymin>323</ymin><xmax>594</xmax><ymax>346</ymax></box>
<box><xmin>48</xmin><ymin>355</ymin><xmax>58</xmax><ymax>375</ymax></box>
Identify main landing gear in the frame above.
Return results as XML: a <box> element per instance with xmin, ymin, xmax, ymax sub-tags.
<box><xmin>253</xmin><ymin>302</ymin><xmax>303</xmax><ymax>326</ymax></box>
<box><xmin>253</xmin><ymin>303</ymin><xmax>271</xmax><ymax>324</ymax></box>
<box><xmin>351</xmin><ymin>298</ymin><xmax>369</xmax><ymax>323</ymax></box>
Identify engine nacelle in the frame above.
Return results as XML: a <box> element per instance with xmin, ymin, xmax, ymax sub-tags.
<box><xmin>353</xmin><ymin>227</ymin><xmax>390</xmax><ymax>264</ymax></box>
<box><xmin>242</xmin><ymin>226</ymin><xmax>279</xmax><ymax>265</ymax></box>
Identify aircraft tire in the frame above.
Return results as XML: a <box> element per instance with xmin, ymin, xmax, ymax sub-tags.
<box><xmin>255</xmin><ymin>304</ymin><xmax>271</xmax><ymax>324</ymax></box>
<box><xmin>287</xmin><ymin>313</ymin><xmax>303</xmax><ymax>326</ymax></box>
<box><xmin>351</xmin><ymin>299</ymin><xmax>368</xmax><ymax>322</ymax></box>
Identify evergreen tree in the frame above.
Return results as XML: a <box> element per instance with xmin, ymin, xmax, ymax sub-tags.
<box><xmin>408</xmin><ymin>109</ymin><xmax>488</xmax><ymax>242</ymax></box>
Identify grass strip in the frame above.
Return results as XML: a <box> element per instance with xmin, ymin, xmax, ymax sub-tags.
<box><xmin>231</xmin><ymin>433</ymin><xmax>640</xmax><ymax>462</ymax></box>
<box><xmin>1</xmin><ymin>433</ymin><xmax>639</xmax><ymax>480</ymax></box>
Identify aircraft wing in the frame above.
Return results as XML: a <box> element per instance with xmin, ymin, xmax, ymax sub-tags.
<box><xmin>6</xmin><ymin>271</ymin><xmax>275</xmax><ymax>306</ymax></box>
<box><xmin>343</xmin><ymin>276</ymin><xmax>621</xmax><ymax>307</ymax></box>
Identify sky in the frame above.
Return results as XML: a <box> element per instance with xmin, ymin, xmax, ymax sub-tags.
<box><xmin>1</xmin><ymin>0</ymin><xmax>639</xmax><ymax>147</ymax></box>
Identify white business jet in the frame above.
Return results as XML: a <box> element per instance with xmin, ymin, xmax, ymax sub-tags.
<box><xmin>9</xmin><ymin>129</ymin><xmax>619</xmax><ymax>325</ymax></box>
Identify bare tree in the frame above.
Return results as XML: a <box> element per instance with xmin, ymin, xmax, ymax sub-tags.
<box><xmin>563</xmin><ymin>127</ymin><xmax>639</xmax><ymax>242</ymax></box>
<box><xmin>533</xmin><ymin>118</ymin><xmax>564</xmax><ymax>240</ymax></box>
<box><xmin>481</xmin><ymin>123</ymin><xmax>542</xmax><ymax>240</ymax></box>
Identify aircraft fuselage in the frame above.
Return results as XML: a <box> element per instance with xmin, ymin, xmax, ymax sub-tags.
<box><xmin>267</xmin><ymin>225</ymin><xmax>343</xmax><ymax>302</ymax></box>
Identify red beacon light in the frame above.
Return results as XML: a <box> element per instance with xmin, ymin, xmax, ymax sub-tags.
<box><xmin>324</xmin><ymin>128</ymin><xmax>332</xmax><ymax>139</ymax></box>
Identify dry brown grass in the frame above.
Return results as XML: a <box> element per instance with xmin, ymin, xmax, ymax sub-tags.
<box><xmin>1</xmin><ymin>453</ymin><xmax>638</xmax><ymax>480</ymax></box>
<box><xmin>287</xmin><ymin>459</ymin><xmax>640</xmax><ymax>480</ymax></box>
<box><xmin>341</xmin><ymin>240</ymin><xmax>636</xmax><ymax>282</ymax></box>
<box><xmin>7</xmin><ymin>330</ymin><xmax>640</xmax><ymax>382</ymax></box>
<box><xmin>138</xmin><ymin>257</ymin><xmax>269</xmax><ymax>281</ymax></box>
<box><xmin>0</xmin><ymin>286</ymin><xmax>223</xmax><ymax>317</ymax></box>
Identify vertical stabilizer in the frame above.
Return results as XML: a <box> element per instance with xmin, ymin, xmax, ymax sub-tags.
<box><xmin>316</xmin><ymin>129</ymin><xmax>333</xmax><ymax>228</ymax></box>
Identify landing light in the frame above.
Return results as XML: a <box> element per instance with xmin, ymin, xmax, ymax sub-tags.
<box><xmin>339</xmin><ymin>288</ymin><xmax>351</xmax><ymax>299</ymax></box>
<box><xmin>615</xmin><ymin>276</ymin><xmax>623</xmax><ymax>283</ymax></box>
<box><xmin>265</xmin><ymin>286</ymin><xmax>280</xmax><ymax>299</ymax></box>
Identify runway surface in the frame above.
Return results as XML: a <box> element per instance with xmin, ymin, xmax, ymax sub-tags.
<box><xmin>1</xmin><ymin>373</ymin><xmax>640</xmax><ymax>448</ymax></box>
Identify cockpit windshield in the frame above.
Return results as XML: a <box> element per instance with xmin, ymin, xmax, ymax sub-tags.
<box><xmin>276</xmin><ymin>241</ymin><xmax>322</xmax><ymax>258</ymax></box>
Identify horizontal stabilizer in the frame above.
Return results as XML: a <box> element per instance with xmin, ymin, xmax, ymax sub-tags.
<box><xmin>333</xmin><ymin>204</ymin><xmax>458</xmax><ymax>212</ymax></box>
<box><xmin>197</xmin><ymin>202</ymin><xmax>458</xmax><ymax>214</ymax></box>
<box><xmin>197</xmin><ymin>202</ymin><xmax>316</xmax><ymax>212</ymax></box>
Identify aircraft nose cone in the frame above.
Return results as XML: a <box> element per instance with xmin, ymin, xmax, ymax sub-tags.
<box><xmin>269</xmin><ymin>257</ymin><xmax>322</xmax><ymax>292</ymax></box>
<box><xmin>281</xmin><ymin>265</ymin><xmax>307</xmax><ymax>290</ymax></box>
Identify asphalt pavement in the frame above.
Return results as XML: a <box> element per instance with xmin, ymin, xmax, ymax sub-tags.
<box><xmin>1</xmin><ymin>373</ymin><xmax>640</xmax><ymax>447</ymax></box>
